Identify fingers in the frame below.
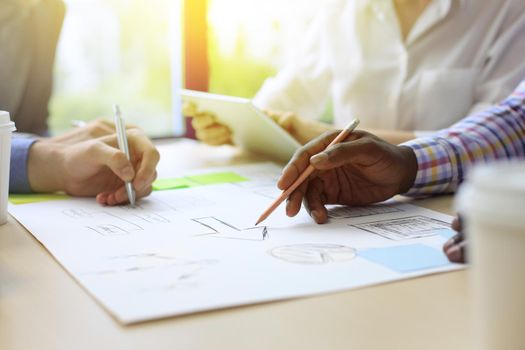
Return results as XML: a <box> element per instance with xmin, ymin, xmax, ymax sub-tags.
<box><xmin>191</xmin><ymin>112</ymin><xmax>217</xmax><ymax>129</ymax></box>
<box><xmin>285</xmin><ymin>180</ymin><xmax>309</xmax><ymax>217</ymax></box>
<box><xmin>451</xmin><ymin>215</ymin><xmax>463</xmax><ymax>232</ymax></box>
<box><xmin>264</xmin><ymin>110</ymin><xmax>296</xmax><ymax>133</ymax></box>
<box><xmin>96</xmin><ymin>182</ymin><xmax>153</xmax><ymax>206</ymax></box>
<box><xmin>87</xmin><ymin>141</ymin><xmax>136</xmax><ymax>183</ymax></box>
<box><xmin>187</xmin><ymin>105</ymin><xmax>232</xmax><ymax>146</ymax></box>
<box><xmin>277</xmin><ymin>112</ymin><xmax>296</xmax><ymax>133</ymax></box>
<box><xmin>277</xmin><ymin>130</ymin><xmax>340</xmax><ymax>190</ymax></box>
<box><xmin>443</xmin><ymin>230</ymin><xmax>467</xmax><ymax>263</ymax></box>
<box><xmin>303</xmin><ymin>177</ymin><xmax>328</xmax><ymax>224</ymax></box>
<box><xmin>195</xmin><ymin>124</ymin><xmax>232</xmax><ymax>145</ymax></box>
<box><xmin>309</xmin><ymin>133</ymin><xmax>381</xmax><ymax>170</ymax></box>
<box><xmin>444</xmin><ymin>240</ymin><xmax>467</xmax><ymax>263</ymax></box>
<box><xmin>183</xmin><ymin>102</ymin><xmax>197</xmax><ymax>116</ymax></box>
<box><xmin>127</xmin><ymin>132</ymin><xmax>160</xmax><ymax>192</ymax></box>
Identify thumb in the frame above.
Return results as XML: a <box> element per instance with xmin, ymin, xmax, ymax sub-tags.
<box><xmin>89</xmin><ymin>141</ymin><xmax>136</xmax><ymax>182</ymax></box>
<box><xmin>264</xmin><ymin>110</ymin><xmax>296</xmax><ymax>132</ymax></box>
<box><xmin>182</xmin><ymin>101</ymin><xmax>197</xmax><ymax>116</ymax></box>
<box><xmin>276</xmin><ymin>112</ymin><xmax>296</xmax><ymax>132</ymax></box>
<box><xmin>309</xmin><ymin>139</ymin><xmax>372</xmax><ymax>170</ymax></box>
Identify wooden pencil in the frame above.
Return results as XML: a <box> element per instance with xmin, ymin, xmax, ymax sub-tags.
<box><xmin>255</xmin><ymin>118</ymin><xmax>360</xmax><ymax>225</ymax></box>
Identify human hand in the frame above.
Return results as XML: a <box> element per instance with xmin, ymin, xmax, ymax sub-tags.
<box><xmin>184</xmin><ymin>102</ymin><xmax>232</xmax><ymax>146</ymax></box>
<box><xmin>28</xmin><ymin>129</ymin><xmax>160</xmax><ymax>206</ymax></box>
<box><xmin>264</xmin><ymin>110</ymin><xmax>333</xmax><ymax>145</ymax></box>
<box><xmin>443</xmin><ymin>216</ymin><xmax>467</xmax><ymax>263</ymax></box>
<box><xmin>45</xmin><ymin>119</ymin><xmax>137</xmax><ymax>144</ymax></box>
<box><xmin>277</xmin><ymin>130</ymin><xmax>418</xmax><ymax>223</ymax></box>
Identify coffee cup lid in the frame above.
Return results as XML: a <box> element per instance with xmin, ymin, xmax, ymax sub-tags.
<box><xmin>456</xmin><ymin>161</ymin><xmax>525</xmax><ymax>228</ymax></box>
<box><xmin>0</xmin><ymin>111</ymin><xmax>15</xmax><ymax>131</ymax></box>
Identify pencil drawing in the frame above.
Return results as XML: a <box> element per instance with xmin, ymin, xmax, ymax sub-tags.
<box><xmin>269</xmin><ymin>244</ymin><xmax>356</xmax><ymax>264</ymax></box>
<box><xmin>192</xmin><ymin>216</ymin><xmax>269</xmax><ymax>241</ymax></box>
<box><xmin>327</xmin><ymin>204</ymin><xmax>402</xmax><ymax>219</ymax></box>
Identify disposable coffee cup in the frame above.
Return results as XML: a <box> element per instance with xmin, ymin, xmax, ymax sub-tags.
<box><xmin>0</xmin><ymin>111</ymin><xmax>16</xmax><ymax>225</ymax></box>
<box><xmin>456</xmin><ymin>162</ymin><xmax>525</xmax><ymax>350</ymax></box>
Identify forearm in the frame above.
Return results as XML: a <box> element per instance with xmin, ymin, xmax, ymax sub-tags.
<box><xmin>366</xmin><ymin>129</ymin><xmax>416</xmax><ymax>145</ymax></box>
<box><xmin>402</xmin><ymin>81</ymin><xmax>525</xmax><ymax>196</ymax></box>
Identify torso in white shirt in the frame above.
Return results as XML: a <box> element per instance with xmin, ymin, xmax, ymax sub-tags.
<box><xmin>254</xmin><ymin>0</ymin><xmax>525</xmax><ymax>132</ymax></box>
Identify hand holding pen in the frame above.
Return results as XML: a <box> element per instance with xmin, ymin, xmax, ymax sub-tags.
<box><xmin>114</xmin><ymin>104</ymin><xmax>136</xmax><ymax>206</ymax></box>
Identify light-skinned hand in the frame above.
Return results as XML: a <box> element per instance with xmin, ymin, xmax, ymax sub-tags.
<box><xmin>186</xmin><ymin>100</ymin><xmax>333</xmax><ymax>147</ymax></box>
<box><xmin>264</xmin><ymin>109</ymin><xmax>333</xmax><ymax>145</ymax></box>
<box><xmin>46</xmin><ymin>119</ymin><xmax>138</xmax><ymax>144</ymax></box>
<box><xmin>28</xmin><ymin>129</ymin><xmax>160</xmax><ymax>206</ymax></box>
<box><xmin>184</xmin><ymin>102</ymin><xmax>233</xmax><ymax>146</ymax></box>
<box><xmin>277</xmin><ymin>130</ymin><xmax>418</xmax><ymax>223</ymax></box>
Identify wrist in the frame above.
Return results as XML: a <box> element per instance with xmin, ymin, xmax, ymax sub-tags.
<box><xmin>27</xmin><ymin>142</ymin><xmax>66</xmax><ymax>192</ymax></box>
<box><xmin>398</xmin><ymin>146</ymin><xmax>418</xmax><ymax>193</ymax></box>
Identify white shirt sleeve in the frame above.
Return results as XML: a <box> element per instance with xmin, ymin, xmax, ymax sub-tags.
<box><xmin>252</xmin><ymin>7</ymin><xmax>333</xmax><ymax>121</ymax></box>
<box><xmin>467</xmin><ymin>1</ymin><xmax>525</xmax><ymax>116</ymax></box>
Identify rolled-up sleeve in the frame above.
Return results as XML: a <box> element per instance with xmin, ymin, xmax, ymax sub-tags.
<box><xmin>10</xmin><ymin>137</ymin><xmax>37</xmax><ymax>193</ymax></box>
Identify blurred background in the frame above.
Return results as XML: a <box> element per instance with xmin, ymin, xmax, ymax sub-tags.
<box><xmin>49</xmin><ymin>0</ymin><xmax>324</xmax><ymax>137</ymax></box>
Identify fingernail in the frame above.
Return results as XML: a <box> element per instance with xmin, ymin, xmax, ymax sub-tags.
<box><xmin>311</xmin><ymin>153</ymin><xmax>328</xmax><ymax>164</ymax></box>
<box><xmin>121</xmin><ymin>166</ymin><xmax>134</xmax><ymax>178</ymax></box>
<box><xmin>135</xmin><ymin>179</ymin><xmax>145</xmax><ymax>190</ymax></box>
<box><xmin>311</xmin><ymin>210</ymin><xmax>321</xmax><ymax>223</ymax></box>
<box><xmin>443</xmin><ymin>238</ymin><xmax>455</xmax><ymax>251</ymax></box>
<box><xmin>446</xmin><ymin>245</ymin><xmax>462</xmax><ymax>263</ymax></box>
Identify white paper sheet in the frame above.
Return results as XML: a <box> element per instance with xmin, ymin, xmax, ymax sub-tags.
<box><xmin>9</xmin><ymin>163</ymin><xmax>463</xmax><ymax>324</ymax></box>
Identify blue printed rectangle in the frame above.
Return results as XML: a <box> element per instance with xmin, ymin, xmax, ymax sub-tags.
<box><xmin>359</xmin><ymin>244</ymin><xmax>450</xmax><ymax>273</ymax></box>
<box><xmin>432</xmin><ymin>228</ymin><xmax>456</xmax><ymax>240</ymax></box>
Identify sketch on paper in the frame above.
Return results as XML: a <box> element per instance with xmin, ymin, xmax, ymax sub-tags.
<box><xmin>61</xmin><ymin>204</ymin><xmax>175</xmax><ymax>236</ymax></box>
<box><xmin>351</xmin><ymin>216</ymin><xmax>450</xmax><ymax>240</ymax></box>
<box><xmin>327</xmin><ymin>204</ymin><xmax>402</xmax><ymax>219</ymax></box>
<box><xmin>268</xmin><ymin>244</ymin><xmax>357</xmax><ymax>265</ymax></box>
<box><xmin>81</xmin><ymin>253</ymin><xmax>219</xmax><ymax>292</ymax></box>
<box><xmin>192</xmin><ymin>217</ymin><xmax>269</xmax><ymax>241</ymax></box>
<box><xmin>82</xmin><ymin>253</ymin><xmax>217</xmax><ymax>275</ymax></box>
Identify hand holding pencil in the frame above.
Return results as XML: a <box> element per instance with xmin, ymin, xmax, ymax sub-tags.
<box><xmin>256</xmin><ymin>119</ymin><xmax>359</xmax><ymax>225</ymax></box>
<box><xmin>262</xmin><ymin>123</ymin><xmax>419</xmax><ymax>225</ymax></box>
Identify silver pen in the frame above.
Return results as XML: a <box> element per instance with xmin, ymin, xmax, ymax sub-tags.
<box><xmin>113</xmin><ymin>104</ymin><xmax>136</xmax><ymax>206</ymax></box>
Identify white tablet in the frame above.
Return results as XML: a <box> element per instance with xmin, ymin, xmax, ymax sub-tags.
<box><xmin>181</xmin><ymin>89</ymin><xmax>301</xmax><ymax>162</ymax></box>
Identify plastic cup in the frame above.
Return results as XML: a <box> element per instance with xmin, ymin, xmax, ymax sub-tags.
<box><xmin>0</xmin><ymin>111</ymin><xmax>16</xmax><ymax>225</ymax></box>
<box><xmin>456</xmin><ymin>162</ymin><xmax>525</xmax><ymax>350</ymax></box>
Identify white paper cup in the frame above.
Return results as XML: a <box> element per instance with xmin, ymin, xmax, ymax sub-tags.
<box><xmin>456</xmin><ymin>162</ymin><xmax>525</xmax><ymax>350</ymax></box>
<box><xmin>0</xmin><ymin>111</ymin><xmax>16</xmax><ymax>225</ymax></box>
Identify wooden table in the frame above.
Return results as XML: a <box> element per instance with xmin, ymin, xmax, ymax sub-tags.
<box><xmin>0</xmin><ymin>139</ymin><xmax>471</xmax><ymax>350</ymax></box>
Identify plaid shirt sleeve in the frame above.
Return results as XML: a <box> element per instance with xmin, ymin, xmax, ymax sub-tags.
<box><xmin>401</xmin><ymin>80</ymin><xmax>525</xmax><ymax>196</ymax></box>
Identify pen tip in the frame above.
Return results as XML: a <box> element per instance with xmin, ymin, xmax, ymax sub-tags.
<box><xmin>113</xmin><ymin>104</ymin><xmax>121</xmax><ymax>115</ymax></box>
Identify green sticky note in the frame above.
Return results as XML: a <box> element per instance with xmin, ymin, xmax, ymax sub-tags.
<box><xmin>153</xmin><ymin>171</ymin><xmax>249</xmax><ymax>191</ymax></box>
<box><xmin>185</xmin><ymin>172</ymin><xmax>249</xmax><ymax>185</ymax></box>
<box><xmin>152</xmin><ymin>178</ymin><xmax>191</xmax><ymax>191</ymax></box>
<box><xmin>9</xmin><ymin>193</ymin><xmax>70</xmax><ymax>205</ymax></box>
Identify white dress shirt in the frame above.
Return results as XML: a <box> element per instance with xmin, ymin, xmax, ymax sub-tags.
<box><xmin>253</xmin><ymin>0</ymin><xmax>525</xmax><ymax>133</ymax></box>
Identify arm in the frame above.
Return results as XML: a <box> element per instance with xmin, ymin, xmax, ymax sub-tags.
<box><xmin>252</xmin><ymin>7</ymin><xmax>333</xmax><ymax>121</ymax></box>
<box><xmin>10</xmin><ymin>128</ymin><xmax>160</xmax><ymax>206</ymax></box>
<box><xmin>365</xmin><ymin>129</ymin><xmax>416</xmax><ymax>145</ymax></box>
<box><xmin>468</xmin><ymin>3</ymin><xmax>525</xmax><ymax>115</ymax></box>
<box><xmin>277</xmin><ymin>80</ymin><xmax>525</xmax><ymax>223</ymax></box>
<box><xmin>26</xmin><ymin>129</ymin><xmax>160</xmax><ymax>205</ymax></box>
<box><xmin>9</xmin><ymin>137</ymin><xmax>37</xmax><ymax>193</ymax></box>
<box><xmin>402</xmin><ymin>80</ymin><xmax>525</xmax><ymax>196</ymax></box>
